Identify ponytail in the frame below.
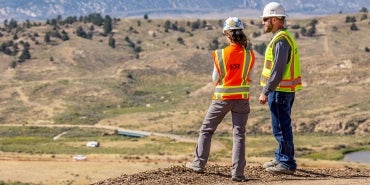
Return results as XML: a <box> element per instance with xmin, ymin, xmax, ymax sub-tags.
<box><xmin>224</xmin><ymin>29</ymin><xmax>248</xmax><ymax>48</ymax></box>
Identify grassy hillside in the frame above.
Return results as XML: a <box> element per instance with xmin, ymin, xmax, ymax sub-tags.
<box><xmin>0</xmin><ymin>13</ymin><xmax>369</xmax><ymax>185</ymax></box>
<box><xmin>0</xmin><ymin>13</ymin><xmax>369</xmax><ymax>136</ymax></box>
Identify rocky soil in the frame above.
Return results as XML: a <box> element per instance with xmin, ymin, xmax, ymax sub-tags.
<box><xmin>92</xmin><ymin>164</ymin><xmax>370</xmax><ymax>185</ymax></box>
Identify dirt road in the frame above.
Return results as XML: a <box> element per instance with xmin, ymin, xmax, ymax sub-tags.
<box><xmin>0</xmin><ymin>123</ymin><xmax>197</xmax><ymax>143</ymax></box>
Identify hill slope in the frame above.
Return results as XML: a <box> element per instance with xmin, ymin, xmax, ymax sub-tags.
<box><xmin>1</xmin><ymin>13</ymin><xmax>369</xmax><ymax>135</ymax></box>
<box><xmin>0</xmin><ymin>12</ymin><xmax>369</xmax><ymax>185</ymax></box>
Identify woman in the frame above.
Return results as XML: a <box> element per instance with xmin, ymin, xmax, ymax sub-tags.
<box><xmin>185</xmin><ymin>17</ymin><xmax>255</xmax><ymax>182</ymax></box>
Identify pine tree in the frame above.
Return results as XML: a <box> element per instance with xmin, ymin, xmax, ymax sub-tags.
<box><xmin>104</xmin><ymin>15</ymin><xmax>113</xmax><ymax>34</ymax></box>
<box><xmin>44</xmin><ymin>33</ymin><xmax>51</xmax><ymax>43</ymax></box>
<box><xmin>108</xmin><ymin>36</ymin><xmax>115</xmax><ymax>48</ymax></box>
<box><xmin>19</xmin><ymin>48</ymin><xmax>31</xmax><ymax>60</ymax></box>
<box><xmin>61</xmin><ymin>31</ymin><xmax>70</xmax><ymax>41</ymax></box>
<box><xmin>350</xmin><ymin>23</ymin><xmax>359</xmax><ymax>31</ymax></box>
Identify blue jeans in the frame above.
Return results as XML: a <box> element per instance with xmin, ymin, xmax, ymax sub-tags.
<box><xmin>268</xmin><ymin>91</ymin><xmax>296</xmax><ymax>170</ymax></box>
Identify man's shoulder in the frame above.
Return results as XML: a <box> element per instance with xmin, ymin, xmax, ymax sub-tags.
<box><xmin>274</xmin><ymin>30</ymin><xmax>295</xmax><ymax>46</ymax></box>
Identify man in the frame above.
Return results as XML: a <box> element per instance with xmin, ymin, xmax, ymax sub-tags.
<box><xmin>258</xmin><ymin>2</ymin><xmax>302</xmax><ymax>174</ymax></box>
<box><xmin>185</xmin><ymin>17</ymin><xmax>255</xmax><ymax>182</ymax></box>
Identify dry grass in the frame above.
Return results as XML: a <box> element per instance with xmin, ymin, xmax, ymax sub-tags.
<box><xmin>0</xmin><ymin>153</ymin><xmax>177</xmax><ymax>185</ymax></box>
<box><xmin>1</xmin><ymin>13</ymin><xmax>369</xmax><ymax>133</ymax></box>
<box><xmin>0</xmin><ymin>12</ymin><xmax>369</xmax><ymax>185</ymax></box>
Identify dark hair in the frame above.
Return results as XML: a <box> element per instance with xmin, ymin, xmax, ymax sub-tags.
<box><xmin>224</xmin><ymin>29</ymin><xmax>248</xmax><ymax>48</ymax></box>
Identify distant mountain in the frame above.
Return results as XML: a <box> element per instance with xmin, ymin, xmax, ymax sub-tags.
<box><xmin>0</xmin><ymin>0</ymin><xmax>369</xmax><ymax>21</ymax></box>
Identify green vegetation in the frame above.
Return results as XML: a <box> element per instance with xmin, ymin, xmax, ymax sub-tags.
<box><xmin>1</xmin><ymin>126</ymin><xmax>369</xmax><ymax>162</ymax></box>
<box><xmin>213</xmin><ymin>133</ymin><xmax>370</xmax><ymax>161</ymax></box>
<box><xmin>0</xmin><ymin>126</ymin><xmax>194</xmax><ymax>156</ymax></box>
<box><xmin>0</xmin><ymin>181</ymin><xmax>39</xmax><ymax>185</ymax></box>
<box><xmin>300</xmin><ymin>19</ymin><xmax>318</xmax><ymax>37</ymax></box>
<box><xmin>253</xmin><ymin>42</ymin><xmax>267</xmax><ymax>55</ymax></box>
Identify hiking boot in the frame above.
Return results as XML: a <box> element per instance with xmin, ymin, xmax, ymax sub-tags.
<box><xmin>263</xmin><ymin>159</ymin><xmax>279</xmax><ymax>169</ymax></box>
<box><xmin>231</xmin><ymin>175</ymin><xmax>246</xmax><ymax>182</ymax></box>
<box><xmin>185</xmin><ymin>162</ymin><xmax>204</xmax><ymax>173</ymax></box>
<box><xmin>265</xmin><ymin>163</ymin><xmax>295</xmax><ymax>175</ymax></box>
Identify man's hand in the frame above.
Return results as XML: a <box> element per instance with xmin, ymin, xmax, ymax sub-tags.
<box><xmin>259</xmin><ymin>93</ymin><xmax>268</xmax><ymax>105</ymax></box>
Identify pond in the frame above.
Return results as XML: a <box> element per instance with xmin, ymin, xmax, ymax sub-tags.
<box><xmin>343</xmin><ymin>150</ymin><xmax>370</xmax><ymax>164</ymax></box>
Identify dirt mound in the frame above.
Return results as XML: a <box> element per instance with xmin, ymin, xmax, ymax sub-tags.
<box><xmin>91</xmin><ymin>164</ymin><xmax>370</xmax><ymax>185</ymax></box>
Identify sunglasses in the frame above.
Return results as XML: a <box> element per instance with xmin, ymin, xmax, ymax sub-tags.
<box><xmin>263</xmin><ymin>18</ymin><xmax>270</xmax><ymax>22</ymax></box>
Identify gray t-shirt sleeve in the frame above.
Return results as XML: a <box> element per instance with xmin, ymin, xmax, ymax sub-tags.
<box><xmin>262</xmin><ymin>39</ymin><xmax>290</xmax><ymax>95</ymax></box>
<box><xmin>212</xmin><ymin>64</ymin><xmax>219</xmax><ymax>83</ymax></box>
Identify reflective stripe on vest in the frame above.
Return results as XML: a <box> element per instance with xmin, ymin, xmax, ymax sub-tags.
<box><xmin>213</xmin><ymin>46</ymin><xmax>254</xmax><ymax>100</ymax></box>
<box><xmin>214</xmin><ymin>86</ymin><xmax>249</xmax><ymax>93</ymax></box>
<box><xmin>260</xmin><ymin>30</ymin><xmax>302</xmax><ymax>92</ymax></box>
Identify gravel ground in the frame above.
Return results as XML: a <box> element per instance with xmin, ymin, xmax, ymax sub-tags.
<box><xmin>91</xmin><ymin>164</ymin><xmax>370</xmax><ymax>185</ymax></box>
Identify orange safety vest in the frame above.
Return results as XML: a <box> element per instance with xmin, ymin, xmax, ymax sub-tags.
<box><xmin>212</xmin><ymin>44</ymin><xmax>255</xmax><ymax>100</ymax></box>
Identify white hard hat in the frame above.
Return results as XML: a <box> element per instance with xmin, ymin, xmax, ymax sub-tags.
<box><xmin>223</xmin><ymin>17</ymin><xmax>244</xmax><ymax>33</ymax></box>
<box><xmin>261</xmin><ymin>2</ymin><xmax>286</xmax><ymax>18</ymax></box>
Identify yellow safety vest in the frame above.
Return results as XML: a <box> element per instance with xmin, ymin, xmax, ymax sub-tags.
<box><xmin>213</xmin><ymin>44</ymin><xmax>255</xmax><ymax>100</ymax></box>
<box><xmin>260</xmin><ymin>30</ymin><xmax>302</xmax><ymax>92</ymax></box>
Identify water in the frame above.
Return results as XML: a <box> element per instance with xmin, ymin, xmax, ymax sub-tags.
<box><xmin>343</xmin><ymin>150</ymin><xmax>370</xmax><ymax>164</ymax></box>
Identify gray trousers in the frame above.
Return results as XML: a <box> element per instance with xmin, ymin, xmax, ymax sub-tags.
<box><xmin>192</xmin><ymin>99</ymin><xmax>250</xmax><ymax>177</ymax></box>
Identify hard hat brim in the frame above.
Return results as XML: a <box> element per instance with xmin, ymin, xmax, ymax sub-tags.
<box><xmin>261</xmin><ymin>14</ymin><xmax>286</xmax><ymax>18</ymax></box>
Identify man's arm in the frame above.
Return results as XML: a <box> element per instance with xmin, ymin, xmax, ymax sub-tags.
<box><xmin>263</xmin><ymin>39</ymin><xmax>290</xmax><ymax>95</ymax></box>
<box><xmin>259</xmin><ymin>39</ymin><xmax>290</xmax><ymax>104</ymax></box>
